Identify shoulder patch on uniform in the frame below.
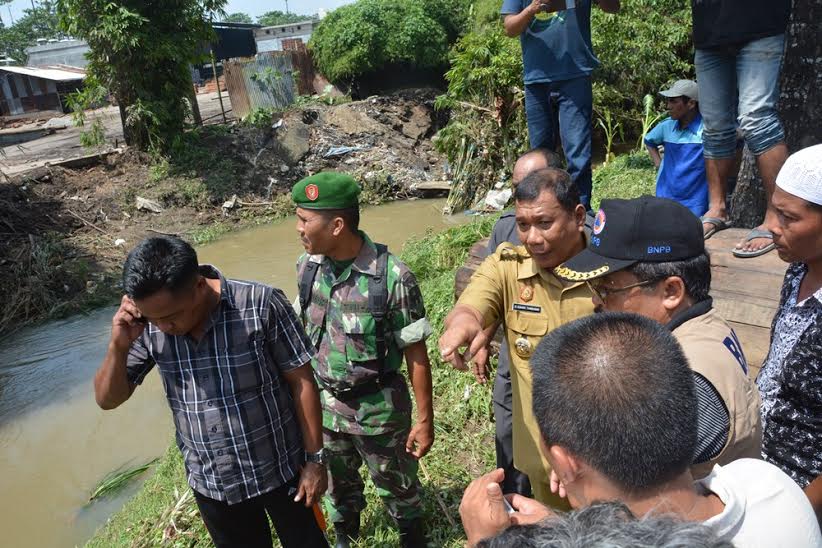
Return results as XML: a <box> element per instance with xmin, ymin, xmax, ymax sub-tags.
<box><xmin>498</xmin><ymin>244</ymin><xmax>525</xmax><ymax>262</ymax></box>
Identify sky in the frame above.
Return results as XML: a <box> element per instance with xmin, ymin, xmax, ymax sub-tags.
<box><xmin>1</xmin><ymin>0</ymin><xmax>354</xmax><ymax>24</ymax></box>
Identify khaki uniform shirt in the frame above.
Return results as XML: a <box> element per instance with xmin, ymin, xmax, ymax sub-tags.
<box><xmin>457</xmin><ymin>243</ymin><xmax>594</xmax><ymax>506</ymax></box>
<box><xmin>675</xmin><ymin>308</ymin><xmax>763</xmax><ymax>479</ymax></box>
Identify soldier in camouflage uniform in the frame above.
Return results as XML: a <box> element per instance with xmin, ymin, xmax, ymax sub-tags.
<box><xmin>291</xmin><ymin>172</ymin><xmax>435</xmax><ymax>548</ymax></box>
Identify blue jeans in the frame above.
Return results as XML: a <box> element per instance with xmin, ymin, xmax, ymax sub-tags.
<box><xmin>695</xmin><ymin>34</ymin><xmax>786</xmax><ymax>160</ymax></box>
<box><xmin>524</xmin><ymin>76</ymin><xmax>593</xmax><ymax>209</ymax></box>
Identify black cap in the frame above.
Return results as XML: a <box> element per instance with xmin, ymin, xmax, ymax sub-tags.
<box><xmin>554</xmin><ymin>196</ymin><xmax>704</xmax><ymax>282</ymax></box>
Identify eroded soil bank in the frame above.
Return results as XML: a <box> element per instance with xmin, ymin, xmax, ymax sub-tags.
<box><xmin>0</xmin><ymin>88</ymin><xmax>449</xmax><ymax>336</ymax></box>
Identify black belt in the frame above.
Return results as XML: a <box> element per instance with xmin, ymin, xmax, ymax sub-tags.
<box><xmin>315</xmin><ymin>371</ymin><xmax>399</xmax><ymax>402</ymax></box>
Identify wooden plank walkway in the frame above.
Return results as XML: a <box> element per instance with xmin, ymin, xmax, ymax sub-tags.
<box><xmin>454</xmin><ymin>228</ymin><xmax>786</xmax><ymax>379</ymax></box>
<box><xmin>705</xmin><ymin>228</ymin><xmax>785</xmax><ymax>377</ymax></box>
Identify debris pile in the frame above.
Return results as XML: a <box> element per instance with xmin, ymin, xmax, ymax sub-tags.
<box><xmin>258</xmin><ymin>88</ymin><xmax>449</xmax><ymax>199</ymax></box>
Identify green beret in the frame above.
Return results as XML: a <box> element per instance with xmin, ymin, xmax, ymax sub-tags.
<box><xmin>291</xmin><ymin>172</ymin><xmax>361</xmax><ymax>210</ymax></box>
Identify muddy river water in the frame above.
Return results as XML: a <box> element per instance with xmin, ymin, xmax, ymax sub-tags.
<box><xmin>0</xmin><ymin>199</ymin><xmax>463</xmax><ymax>548</ymax></box>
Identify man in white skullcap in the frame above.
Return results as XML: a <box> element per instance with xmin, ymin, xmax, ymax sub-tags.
<box><xmin>758</xmin><ymin>143</ymin><xmax>822</xmax><ymax>524</ymax></box>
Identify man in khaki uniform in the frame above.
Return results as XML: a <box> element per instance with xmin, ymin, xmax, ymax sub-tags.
<box><xmin>439</xmin><ymin>168</ymin><xmax>593</xmax><ymax>506</ymax></box>
<box><xmin>554</xmin><ymin>196</ymin><xmax>762</xmax><ymax>479</ymax></box>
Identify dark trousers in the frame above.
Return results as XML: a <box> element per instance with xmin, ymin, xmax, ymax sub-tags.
<box><xmin>493</xmin><ymin>344</ymin><xmax>533</xmax><ymax>497</ymax></box>
<box><xmin>193</xmin><ymin>477</ymin><xmax>328</xmax><ymax>548</ymax></box>
<box><xmin>524</xmin><ymin>76</ymin><xmax>593</xmax><ymax>210</ymax></box>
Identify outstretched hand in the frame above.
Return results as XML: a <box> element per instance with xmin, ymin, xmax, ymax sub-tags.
<box><xmin>439</xmin><ymin>320</ymin><xmax>489</xmax><ymax>373</ymax></box>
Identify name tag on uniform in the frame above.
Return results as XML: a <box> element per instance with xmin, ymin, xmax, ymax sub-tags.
<box><xmin>513</xmin><ymin>303</ymin><xmax>542</xmax><ymax>313</ymax></box>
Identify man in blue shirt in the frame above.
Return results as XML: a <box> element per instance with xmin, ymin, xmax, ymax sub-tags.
<box><xmin>501</xmin><ymin>0</ymin><xmax>620</xmax><ymax>210</ymax></box>
<box><xmin>644</xmin><ymin>80</ymin><xmax>709</xmax><ymax>218</ymax></box>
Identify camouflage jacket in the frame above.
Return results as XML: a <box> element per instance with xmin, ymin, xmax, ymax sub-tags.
<box><xmin>296</xmin><ymin>232</ymin><xmax>432</xmax><ymax>435</ymax></box>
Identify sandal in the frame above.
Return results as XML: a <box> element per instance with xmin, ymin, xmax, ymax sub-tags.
<box><xmin>701</xmin><ymin>216</ymin><xmax>730</xmax><ymax>240</ymax></box>
<box><xmin>732</xmin><ymin>228</ymin><xmax>775</xmax><ymax>258</ymax></box>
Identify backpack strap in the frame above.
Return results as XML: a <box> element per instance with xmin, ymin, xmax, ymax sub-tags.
<box><xmin>298</xmin><ymin>259</ymin><xmax>321</xmax><ymax>323</ymax></box>
<box><xmin>368</xmin><ymin>243</ymin><xmax>390</xmax><ymax>374</ymax></box>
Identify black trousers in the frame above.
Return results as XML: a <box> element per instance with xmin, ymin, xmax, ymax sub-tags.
<box><xmin>193</xmin><ymin>477</ymin><xmax>328</xmax><ymax>548</ymax></box>
<box><xmin>493</xmin><ymin>348</ymin><xmax>533</xmax><ymax>497</ymax></box>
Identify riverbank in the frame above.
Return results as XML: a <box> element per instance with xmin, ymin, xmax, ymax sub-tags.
<box><xmin>87</xmin><ymin>215</ymin><xmax>499</xmax><ymax>547</ymax></box>
<box><xmin>0</xmin><ymin>88</ymin><xmax>446</xmax><ymax>338</ymax></box>
<box><xmin>85</xmin><ymin>151</ymin><xmax>657</xmax><ymax>546</ymax></box>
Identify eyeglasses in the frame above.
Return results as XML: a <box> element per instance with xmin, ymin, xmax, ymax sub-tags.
<box><xmin>586</xmin><ymin>278</ymin><xmax>659</xmax><ymax>302</ymax></box>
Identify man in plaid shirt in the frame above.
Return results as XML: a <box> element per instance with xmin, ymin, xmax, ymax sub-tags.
<box><xmin>94</xmin><ymin>236</ymin><xmax>328</xmax><ymax>548</ymax></box>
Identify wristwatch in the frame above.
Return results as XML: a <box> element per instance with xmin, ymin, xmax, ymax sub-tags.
<box><xmin>305</xmin><ymin>448</ymin><xmax>327</xmax><ymax>466</ymax></box>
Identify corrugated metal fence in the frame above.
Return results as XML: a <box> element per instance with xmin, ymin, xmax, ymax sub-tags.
<box><xmin>223</xmin><ymin>51</ymin><xmax>315</xmax><ymax>119</ymax></box>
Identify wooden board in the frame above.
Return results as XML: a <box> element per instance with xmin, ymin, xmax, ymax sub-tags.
<box><xmin>454</xmin><ymin>228</ymin><xmax>786</xmax><ymax>373</ymax></box>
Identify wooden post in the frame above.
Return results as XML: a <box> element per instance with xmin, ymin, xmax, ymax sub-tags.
<box><xmin>188</xmin><ymin>72</ymin><xmax>203</xmax><ymax>127</ymax></box>
<box><xmin>211</xmin><ymin>49</ymin><xmax>227</xmax><ymax>124</ymax></box>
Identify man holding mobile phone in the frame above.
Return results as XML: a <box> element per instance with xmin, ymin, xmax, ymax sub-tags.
<box><xmin>94</xmin><ymin>236</ymin><xmax>328</xmax><ymax>548</ymax></box>
<box><xmin>501</xmin><ymin>0</ymin><xmax>620</xmax><ymax>211</ymax></box>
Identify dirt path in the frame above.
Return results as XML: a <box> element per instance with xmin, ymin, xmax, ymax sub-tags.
<box><xmin>0</xmin><ymin>92</ymin><xmax>235</xmax><ymax>177</ymax></box>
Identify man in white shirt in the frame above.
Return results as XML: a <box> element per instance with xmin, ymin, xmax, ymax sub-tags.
<box><xmin>459</xmin><ymin>313</ymin><xmax>821</xmax><ymax>547</ymax></box>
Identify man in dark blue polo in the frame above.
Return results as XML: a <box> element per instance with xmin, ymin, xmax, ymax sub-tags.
<box><xmin>501</xmin><ymin>0</ymin><xmax>620</xmax><ymax>210</ymax></box>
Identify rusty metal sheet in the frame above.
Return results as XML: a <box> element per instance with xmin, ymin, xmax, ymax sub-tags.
<box><xmin>223</xmin><ymin>51</ymin><xmax>315</xmax><ymax>119</ymax></box>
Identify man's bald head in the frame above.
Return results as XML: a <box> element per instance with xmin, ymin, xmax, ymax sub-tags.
<box><xmin>512</xmin><ymin>148</ymin><xmax>563</xmax><ymax>185</ymax></box>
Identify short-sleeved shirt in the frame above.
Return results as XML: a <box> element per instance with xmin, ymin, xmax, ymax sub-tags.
<box><xmin>758</xmin><ymin>262</ymin><xmax>822</xmax><ymax>488</ymax></box>
<box><xmin>297</xmin><ymin>232</ymin><xmax>433</xmax><ymax>436</ymax></box>
<box><xmin>644</xmin><ymin>114</ymin><xmax>709</xmax><ymax>217</ymax></box>
<box><xmin>501</xmin><ymin>0</ymin><xmax>598</xmax><ymax>84</ymax></box>
<box><xmin>698</xmin><ymin>459</ymin><xmax>822</xmax><ymax>546</ymax></box>
<box><xmin>483</xmin><ymin>211</ymin><xmax>595</xmax><ymax>387</ymax></box>
<box><xmin>126</xmin><ymin>265</ymin><xmax>314</xmax><ymax>504</ymax></box>
<box><xmin>691</xmin><ymin>0</ymin><xmax>790</xmax><ymax>50</ymax></box>
<box><xmin>458</xmin><ymin>242</ymin><xmax>594</xmax><ymax>505</ymax></box>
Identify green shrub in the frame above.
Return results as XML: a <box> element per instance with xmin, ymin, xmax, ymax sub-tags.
<box><xmin>592</xmin><ymin>0</ymin><xmax>693</xmax><ymax>136</ymax></box>
<box><xmin>309</xmin><ymin>0</ymin><xmax>470</xmax><ymax>83</ymax></box>
<box><xmin>434</xmin><ymin>26</ymin><xmax>527</xmax><ymax>212</ymax></box>
<box><xmin>436</xmin><ymin>0</ymin><xmax>689</xmax><ymax>211</ymax></box>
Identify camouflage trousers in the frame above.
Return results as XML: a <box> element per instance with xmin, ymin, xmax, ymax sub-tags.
<box><xmin>323</xmin><ymin>426</ymin><xmax>423</xmax><ymax>524</ymax></box>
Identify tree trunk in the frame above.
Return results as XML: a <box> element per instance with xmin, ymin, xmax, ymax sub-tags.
<box><xmin>729</xmin><ymin>0</ymin><xmax>822</xmax><ymax>228</ymax></box>
<box><xmin>117</xmin><ymin>102</ymin><xmax>132</xmax><ymax>146</ymax></box>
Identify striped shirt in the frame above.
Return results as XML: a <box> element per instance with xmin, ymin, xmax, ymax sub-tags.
<box><xmin>126</xmin><ymin>265</ymin><xmax>315</xmax><ymax>504</ymax></box>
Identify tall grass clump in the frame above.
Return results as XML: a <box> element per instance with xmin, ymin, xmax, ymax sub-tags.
<box><xmin>88</xmin><ymin>459</ymin><xmax>159</xmax><ymax>503</ymax></box>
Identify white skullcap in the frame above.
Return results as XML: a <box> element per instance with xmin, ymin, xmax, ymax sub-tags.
<box><xmin>776</xmin><ymin>144</ymin><xmax>822</xmax><ymax>206</ymax></box>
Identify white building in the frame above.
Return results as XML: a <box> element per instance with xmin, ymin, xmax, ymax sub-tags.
<box><xmin>254</xmin><ymin>19</ymin><xmax>318</xmax><ymax>53</ymax></box>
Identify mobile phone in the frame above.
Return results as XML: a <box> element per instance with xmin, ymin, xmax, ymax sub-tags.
<box><xmin>539</xmin><ymin>0</ymin><xmax>576</xmax><ymax>12</ymax></box>
<box><xmin>502</xmin><ymin>496</ymin><xmax>515</xmax><ymax>515</ymax></box>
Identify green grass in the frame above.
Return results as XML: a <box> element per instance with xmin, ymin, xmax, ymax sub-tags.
<box><xmin>85</xmin><ymin>445</ymin><xmax>208</xmax><ymax>548</ymax></box>
<box><xmin>83</xmin><ymin>153</ymin><xmax>656</xmax><ymax>546</ymax></box>
<box><xmin>88</xmin><ymin>459</ymin><xmax>159</xmax><ymax>503</ymax></box>
<box><xmin>591</xmin><ymin>151</ymin><xmax>657</xmax><ymax>209</ymax></box>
